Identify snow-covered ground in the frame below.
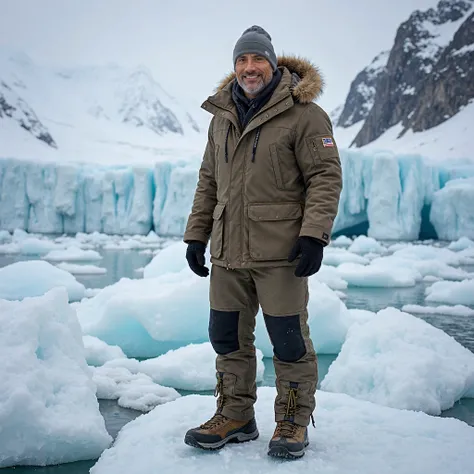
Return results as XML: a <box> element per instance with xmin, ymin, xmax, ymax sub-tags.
<box><xmin>90</xmin><ymin>388</ymin><xmax>474</xmax><ymax>474</ymax></box>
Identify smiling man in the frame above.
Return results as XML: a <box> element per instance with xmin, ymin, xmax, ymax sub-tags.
<box><xmin>183</xmin><ymin>25</ymin><xmax>342</xmax><ymax>459</ymax></box>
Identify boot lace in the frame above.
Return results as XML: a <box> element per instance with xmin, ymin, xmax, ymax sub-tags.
<box><xmin>200</xmin><ymin>414</ymin><xmax>228</xmax><ymax>430</ymax></box>
<box><xmin>275</xmin><ymin>421</ymin><xmax>299</xmax><ymax>438</ymax></box>
<box><xmin>214</xmin><ymin>372</ymin><xmax>226</xmax><ymax>412</ymax></box>
<box><xmin>285</xmin><ymin>387</ymin><xmax>298</xmax><ymax>418</ymax></box>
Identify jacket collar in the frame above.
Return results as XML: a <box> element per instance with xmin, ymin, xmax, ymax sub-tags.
<box><xmin>203</xmin><ymin>55</ymin><xmax>323</xmax><ymax>111</ymax></box>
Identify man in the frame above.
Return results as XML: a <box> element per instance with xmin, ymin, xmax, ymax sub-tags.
<box><xmin>183</xmin><ymin>25</ymin><xmax>342</xmax><ymax>459</ymax></box>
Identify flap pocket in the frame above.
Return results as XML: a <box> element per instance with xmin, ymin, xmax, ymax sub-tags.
<box><xmin>213</xmin><ymin>202</ymin><xmax>226</xmax><ymax>220</ymax></box>
<box><xmin>248</xmin><ymin>203</ymin><xmax>302</xmax><ymax>221</ymax></box>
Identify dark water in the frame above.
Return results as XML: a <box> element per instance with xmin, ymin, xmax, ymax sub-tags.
<box><xmin>344</xmin><ymin>269</ymin><xmax>474</xmax><ymax>354</ymax></box>
<box><xmin>0</xmin><ymin>249</ymin><xmax>155</xmax><ymax>290</ymax></box>
<box><xmin>1</xmin><ymin>249</ymin><xmax>474</xmax><ymax>472</ymax></box>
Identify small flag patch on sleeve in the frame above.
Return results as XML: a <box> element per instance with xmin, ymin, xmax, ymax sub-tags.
<box><xmin>322</xmin><ymin>137</ymin><xmax>334</xmax><ymax>147</ymax></box>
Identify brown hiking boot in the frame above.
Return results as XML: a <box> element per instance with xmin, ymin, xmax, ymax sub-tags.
<box><xmin>268</xmin><ymin>421</ymin><xmax>309</xmax><ymax>459</ymax></box>
<box><xmin>184</xmin><ymin>414</ymin><xmax>259</xmax><ymax>450</ymax></box>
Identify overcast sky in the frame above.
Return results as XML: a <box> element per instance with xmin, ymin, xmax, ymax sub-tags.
<box><xmin>1</xmin><ymin>0</ymin><xmax>437</xmax><ymax>113</ymax></box>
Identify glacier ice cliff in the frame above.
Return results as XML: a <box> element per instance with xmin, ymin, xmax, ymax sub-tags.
<box><xmin>1</xmin><ymin>151</ymin><xmax>474</xmax><ymax>240</ymax></box>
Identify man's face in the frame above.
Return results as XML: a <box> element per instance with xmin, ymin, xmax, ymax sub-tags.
<box><xmin>235</xmin><ymin>54</ymin><xmax>273</xmax><ymax>98</ymax></box>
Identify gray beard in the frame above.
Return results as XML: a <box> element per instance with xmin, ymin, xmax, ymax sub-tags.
<box><xmin>237</xmin><ymin>77</ymin><xmax>266</xmax><ymax>96</ymax></box>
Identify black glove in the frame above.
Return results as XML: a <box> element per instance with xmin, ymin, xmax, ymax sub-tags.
<box><xmin>288</xmin><ymin>236</ymin><xmax>324</xmax><ymax>277</ymax></box>
<box><xmin>186</xmin><ymin>241</ymin><xmax>209</xmax><ymax>277</ymax></box>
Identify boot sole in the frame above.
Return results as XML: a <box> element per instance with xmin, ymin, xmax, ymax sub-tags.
<box><xmin>184</xmin><ymin>429</ymin><xmax>259</xmax><ymax>450</ymax></box>
<box><xmin>267</xmin><ymin>441</ymin><xmax>309</xmax><ymax>460</ymax></box>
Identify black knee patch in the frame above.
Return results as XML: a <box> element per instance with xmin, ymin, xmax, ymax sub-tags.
<box><xmin>209</xmin><ymin>309</ymin><xmax>240</xmax><ymax>355</ymax></box>
<box><xmin>264</xmin><ymin>314</ymin><xmax>306</xmax><ymax>362</ymax></box>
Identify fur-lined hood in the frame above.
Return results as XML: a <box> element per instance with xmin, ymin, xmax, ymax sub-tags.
<box><xmin>216</xmin><ymin>55</ymin><xmax>324</xmax><ymax>104</ymax></box>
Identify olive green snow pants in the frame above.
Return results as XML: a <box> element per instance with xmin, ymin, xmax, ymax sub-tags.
<box><xmin>208</xmin><ymin>264</ymin><xmax>318</xmax><ymax>427</ymax></box>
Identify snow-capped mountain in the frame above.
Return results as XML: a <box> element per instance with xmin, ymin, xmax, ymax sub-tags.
<box><xmin>333</xmin><ymin>0</ymin><xmax>474</xmax><ymax>158</ymax></box>
<box><xmin>0</xmin><ymin>80</ymin><xmax>56</xmax><ymax>147</ymax></box>
<box><xmin>335</xmin><ymin>51</ymin><xmax>389</xmax><ymax>129</ymax></box>
<box><xmin>0</xmin><ymin>50</ymin><xmax>206</xmax><ymax>164</ymax></box>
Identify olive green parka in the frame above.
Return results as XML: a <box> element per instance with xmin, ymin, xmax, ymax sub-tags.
<box><xmin>184</xmin><ymin>56</ymin><xmax>343</xmax><ymax>269</ymax></box>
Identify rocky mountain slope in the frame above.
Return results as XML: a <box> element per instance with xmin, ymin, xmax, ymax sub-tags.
<box><xmin>0</xmin><ymin>80</ymin><xmax>56</xmax><ymax>147</ymax></box>
<box><xmin>334</xmin><ymin>0</ymin><xmax>474</xmax><ymax>151</ymax></box>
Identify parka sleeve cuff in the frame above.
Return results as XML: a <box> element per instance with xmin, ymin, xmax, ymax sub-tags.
<box><xmin>299</xmin><ymin>225</ymin><xmax>331</xmax><ymax>246</ymax></box>
<box><xmin>183</xmin><ymin>232</ymin><xmax>210</xmax><ymax>245</ymax></box>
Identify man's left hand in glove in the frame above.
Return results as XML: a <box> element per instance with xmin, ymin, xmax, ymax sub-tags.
<box><xmin>288</xmin><ymin>236</ymin><xmax>324</xmax><ymax>277</ymax></box>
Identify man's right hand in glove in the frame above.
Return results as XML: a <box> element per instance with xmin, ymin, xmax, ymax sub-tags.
<box><xmin>186</xmin><ymin>241</ymin><xmax>209</xmax><ymax>277</ymax></box>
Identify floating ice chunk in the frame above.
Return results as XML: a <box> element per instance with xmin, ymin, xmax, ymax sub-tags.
<box><xmin>76</xmin><ymin>231</ymin><xmax>111</xmax><ymax>247</ymax></box>
<box><xmin>18</xmin><ymin>237</ymin><xmax>59</xmax><ymax>255</ymax></box>
<box><xmin>423</xmin><ymin>275</ymin><xmax>442</xmax><ymax>282</ymax></box>
<box><xmin>98</xmin><ymin>232</ymin><xmax>165</xmax><ymax>251</ymax></box>
<box><xmin>104</xmin><ymin>342</ymin><xmax>264</xmax><ymax>391</ymax></box>
<box><xmin>0</xmin><ymin>289</ymin><xmax>111</xmax><ymax>467</ymax></box>
<box><xmin>12</xmin><ymin>228</ymin><xmax>29</xmax><ymax>241</ymax></box>
<box><xmin>430</xmin><ymin>177</ymin><xmax>474</xmax><ymax>240</ymax></box>
<box><xmin>43</xmin><ymin>247</ymin><xmax>102</xmax><ymax>262</ymax></box>
<box><xmin>448</xmin><ymin>237</ymin><xmax>474</xmax><ymax>251</ymax></box>
<box><xmin>0</xmin><ymin>230</ymin><xmax>11</xmax><ymax>244</ymax></box>
<box><xmin>0</xmin><ymin>260</ymin><xmax>85</xmax><ymax>301</ymax></box>
<box><xmin>346</xmin><ymin>308</ymin><xmax>377</xmax><ymax>326</ymax></box>
<box><xmin>402</xmin><ymin>304</ymin><xmax>474</xmax><ymax>317</ymax></box>
<box><xmin>392</xmin><ymin>244</ymin><xmax>462</xmax><ymax>266</ymax></box>
<box><xmin>425</xmin><ymin>280</ymin><xmax>474</xmax><ymax>305</ymax></box>
<box><xmin>370</xmin><ymin>255</ymin><xmax>471</xmax><ymax>281</ymax></box>
<box><xmin>387</xmin><ymin>242</ymin><xmax>410</xmax><ymax>252</ymax></box>
<box><xmin>77</xmin><ymin>271</ymin><xmax>212</xmax><ymax>357</ymax></box>
<box><xmin>91</xmin><ymin>366</ymin><xmax>180</xmax><ymax>412</ymax></box>
<box><xmin>321</xmin><ymin>308</ymin><xmax>474</xmax><ymax>414</ymax></box>
<box><xmin>84</xmin><ymin>288</ymin><xmax>101</xmax><ymax>298</ymax></box>
<box><xmin>330</xmin><ymin>235</ymin><xmax>353</xmax><ymax>247</ymax></box>
<box><xmin>90</xmin><ymin>388</ymin><xmax>474</xmax><ymax>474</ymax></box>
<box><xmin>312</xmin><ymin>264</ymin><xmax>348</xmax><ymax>290</ymax></box>
<box><xmin>83</xmin><ymin>335</ymin><xmax>127</xmax><ymax>366</ymax></box>
<box><xmin>139</xmin><ymin>343</ymin><xmax>265</xmax><ymax>391</ymax></box>
<box><xmin>458</xmin><ymin>247</ymin><xmax>474</xmax><ymax>265</ymax></box>
<box><xmin>143</xmin><ymin>241</ymin><xmax>190</xmax><ymax>278</ymax></box>
<box><xmin>336</xmin><ymin>262</ymin><xmax>420</xmax><ymax>287</ymax></box>
<box><xmin>103</xmin><ymin>239</ymin><xmax>143</xmax><ymax>250</ymax></box>
<box><xmin>55</xmin><ymin>262</ymin><xmax>107</xmax><ymax>275</ymax></box>
<box><xmin>348</xmin><ymin>235</ymin><xmax>387</xmax><ymax>255</ymax></box>
<box><xmin>141</xmin><ymin>230</ymin><xmax>161</xmax><ymax>244</ymax></box>
<box><xmin>323</xmin><ymin>248</ymin><xmax>370</xmax><ymax>266</ymax></box>
<box><xmin>139</xmin><ymin>249</ymin><xmax>154</xmax><ymax>255</ymax></box>
<box><xmin>410</xmin><ymin>260</ymin><xmax>471</xmax><ymax>280</ymax></box>
<box><xmin>0</xmin><ymin>242</ymin><xmax>20</xmax><ymax>254</ymax></box>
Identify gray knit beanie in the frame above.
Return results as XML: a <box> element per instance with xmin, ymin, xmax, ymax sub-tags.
<box><xmin>233</xmin><ymin>25</ymin><xmax>277</xmax><ymax>71</ymax></box>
